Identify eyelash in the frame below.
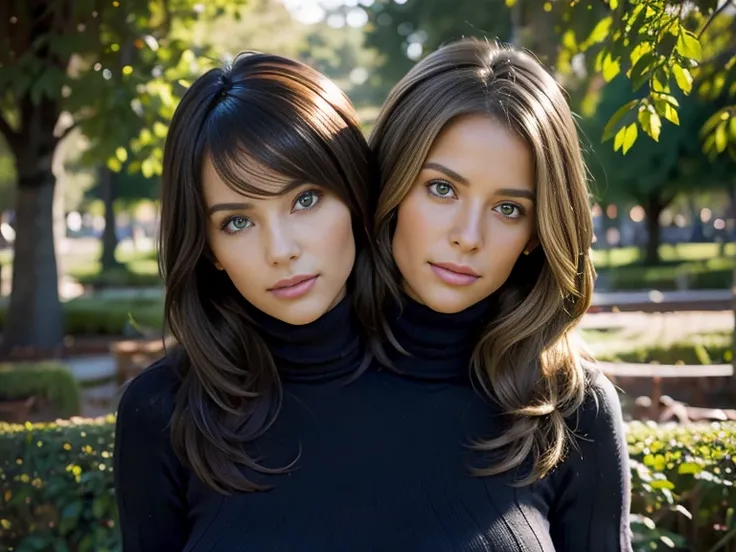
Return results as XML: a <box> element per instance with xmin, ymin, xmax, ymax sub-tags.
<box><xmin>219</xmin><ymin>189</ymin><xmax>324</xmax><ymax>235</ymax></box>
<box><xmin>425</xmin><ymin>180</ymin><xmax>526</xmax><ymax>220</ymax></box>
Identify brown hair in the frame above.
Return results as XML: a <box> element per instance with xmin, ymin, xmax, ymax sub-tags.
<box><xmin>159</xmin><ymin>52</ymin><xmax>382</xmax><ymax>493</ymax></box>
<box><xmin>369</xmin><ymin>38</ymin><xmax>596</xmax><ymax>484</ymax></box>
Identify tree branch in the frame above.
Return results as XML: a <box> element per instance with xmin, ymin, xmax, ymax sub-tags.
<box><xmin>698</xmin><ymin>0</ymin><xmax>735</xmax><ymax>39</ymax></box>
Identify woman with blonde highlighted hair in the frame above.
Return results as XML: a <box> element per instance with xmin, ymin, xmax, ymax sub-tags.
<box><xmin>370</xmin><ymin>38</ymin><xmax>632</xmax><ymax>550</ymax></box>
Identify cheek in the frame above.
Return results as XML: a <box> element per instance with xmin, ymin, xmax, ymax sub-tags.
<box><xmin>392</xmin><ymin>195</ymin><xmax>431</xmax><ymax>264</ymax></box>
<box><xmin>209</xmin><ymin>235</ymin><xmax>261</xmax><ymax>284</ymax></box>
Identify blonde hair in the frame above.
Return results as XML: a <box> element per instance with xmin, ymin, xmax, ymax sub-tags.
<box><xmin>369</xmin><ymin>38</ymin><xmax>596</xmax><ymax>484</ymax></box>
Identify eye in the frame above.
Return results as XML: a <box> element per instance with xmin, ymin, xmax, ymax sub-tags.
<box><xmin>221</xmin><ymin>216</ymin><xmax>253</xmax><ymax>235</ymax></box>
<box><xmin>494</xmin><ymin>202</ymin><xmax>524</xmax><ymax>219</ymax></box>
<box><xmin>427</xmin><ymin>180</ymin><xmax>456</xmax><ymax>199</ymax></box>
<box><xmin>293</xmin><ymin>189</ymin><xmax>322</xmax><ymax>212</ymax></box>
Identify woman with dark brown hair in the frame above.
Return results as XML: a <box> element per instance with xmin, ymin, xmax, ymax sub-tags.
<box><xmin>368</xmin><ymin>38</ymin><xmax>633</xmax><ymax>551</ymax></box>
<box><xmin>113</xmin><ymin>52</ymin><xmax>387</xmax><ymax>550</ymax></box>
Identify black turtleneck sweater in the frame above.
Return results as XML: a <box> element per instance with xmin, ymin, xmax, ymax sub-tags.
<box><xmin>114</xmin><ymin>296</ymin><xmax>632</xmax><ymax>551</ymax></box>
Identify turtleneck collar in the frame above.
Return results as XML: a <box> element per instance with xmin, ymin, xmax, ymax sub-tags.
<box><xmin>387</xmin><ymin>293</ymin><xmax>492</xmax><ymax>381</ymax></box>
<box><xmin>252</xmin><ymin>294</ymin><xmax>364</xmax><ymax>383</ymax></box>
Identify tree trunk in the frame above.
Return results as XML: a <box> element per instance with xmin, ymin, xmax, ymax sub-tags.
<box><xmin>99</xmin><ymin>167</ymin><xmax>120</xmax><ymax>272</ymax></box>
<box><xmin>728</xmin><ymin>183</ymin><xmax>736</xmax><ymax>398</ymax></box>
<box><xmin>643</xmin><ymin>196</ymin><xmax>664</xmax><ymax>265</ymax></box>
<box><xmin>1</xmin><ymin>170</ymin><xmax>64</xmax><ymax>353</ymax></box>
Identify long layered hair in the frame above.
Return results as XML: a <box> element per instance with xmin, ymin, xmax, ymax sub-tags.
<box><xmin>369</xmin><ymin>38</ymin><xmax>596</xmax><ymax>484</ymax></box>
<box><xmin>159</xmin><ymin>52</ymin><xmax>382</xmax><ymax>493</ymax></box>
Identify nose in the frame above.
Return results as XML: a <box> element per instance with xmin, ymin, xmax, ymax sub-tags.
<box><xmin>263</xmin><ymin>219</ymin><xmax>300</xmax><ymax>266</ymax></box>
<box><xmin>448</xmin><ymin>204</ymin><xmax>483</xmax><ymax>253</ymax></box>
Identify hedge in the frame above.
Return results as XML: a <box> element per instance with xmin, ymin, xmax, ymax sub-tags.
<box><xmin>71</xmin><ymin>267</ymin><xmax>162</xmax><ymax>289</ymax></box>
<box><xmin>597</xmin><ymin>336</ymin><xmax>733</xmax><ymax>366</ymax></box>
<box><xmin>1</xmin><ymin>418</ymin><xmax>734</xmax><ymax>552</ymax></box>
<box><xmin>599</xmin><ymin>257</ymin><xmax>734</xmax><ymax>292</ymax></box>
<box><xmin>0</xmin><ymin>298</ymin><xmax>164</xmax><ymax>337</ymax></box>
<box><xmin>0</xmin><ymin>363</ymin><xmax>81</xmax><ymax>418</ymax></box>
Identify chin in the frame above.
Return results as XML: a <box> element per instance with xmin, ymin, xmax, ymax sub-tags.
<box><xmin>417</xmin><ymin>288</ymin><xmax>478</xmax><ymax>314</ymax></box>
<box><xmin>275</xmin><ymin>299</ymin><xmax>330</xmax><ymax>326</ymax></box>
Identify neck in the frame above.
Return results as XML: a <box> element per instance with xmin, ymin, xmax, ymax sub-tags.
<box><xmin>387</xmin><ymin>293</ymin><xmax>492</xmax><ymax>381</ymax></box>
<box><xmin>252</xmin><ymin>295</ymin><xmax>364</xmax><ymax>382</ymax></box>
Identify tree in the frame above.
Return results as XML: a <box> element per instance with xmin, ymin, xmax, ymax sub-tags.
<box><xmin>584</xmin><ymin>76</ymin><xmax>733</xmax><ymax>263</ymax></box>
<box><xmin>0</xmin><ymin>0</ymin><xmax>244</xmax><ymax>353</ymax></box>
<box><xmin>550</xmin><ymin>0</ymin><xmax>735</xmax><ymax>158</ymax></box>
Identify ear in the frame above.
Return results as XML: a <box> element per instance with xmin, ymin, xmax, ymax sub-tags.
<box><xmin>214</xmin><ymin>260</ymin><xmax>224</xmax><ymax>271</ymax></box>
<box><xmin>522</xmin><ymin>236</ymin><xmax>540</xmax><ymax>256</ymax></box>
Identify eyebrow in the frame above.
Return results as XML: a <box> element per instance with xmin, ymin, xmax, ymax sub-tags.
<box><xmin>422</xmin><ymin>161</ymin><xmax>535</xmax><ymax>202</ymax></box>
<box><xmin>208</xmin><ymin>202</ymin><xmax>252</xmax><ymax>216</ymax></box>
<box><xmin>205</xmin><ymin>179</ymin><xmax>310</xmax><ymax>216</ymax></box>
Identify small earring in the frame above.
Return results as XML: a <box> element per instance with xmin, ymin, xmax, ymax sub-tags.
<box><xmin>523</xmin><ymin>249</ymin><xmax>530</xmax><ymax>256</ymax></box>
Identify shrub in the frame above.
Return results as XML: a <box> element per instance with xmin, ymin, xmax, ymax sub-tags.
<box><xmin>597</xmin><ymin>334</ymin><xmax>733</xmax><ymax>365</ymax></box>
<box><xmin>600</xmin><ymin>258</ymin><xmax>734</xmax><ymax>291</ymax></box>
<box><xmin>0</xmin><ymin>417</ymin><xmax>118</xmax><ymax>552</ymax></box>
<box><xmin>628</xmin><ymin>421</ymin><xmax>736</xmax><ymax>552</ymax></box>
<box><xmin>0</xmin><ymin>298</ymin><xmax>164</xmax><ymax>337</ymax></box>
<box><xmin>62</xmin><ymin>298</ymin><xmax>164</xmax><ymax>336</ymax></box>
<box><xmin>71</xmin><ymin>267</ymin><xmax>161</xmax><ymax>289</ymax></box>
<box><xmin>0</xmin><ymin>418</ymin><xmax>734</xmax><ymax>551</ymax></box>
<box><xmin>0</xmin><ymin>363</ymin><xmax>81</xmax><ymax>418</ymax></box>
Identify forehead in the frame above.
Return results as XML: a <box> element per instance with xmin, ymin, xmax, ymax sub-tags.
<box><xmin>201</xmin><ymin>154</ymin><xmax>293</xmax><ymax>202</ymax></box>
<box><xmin>428</xmin><ymin>114</ymin><xmax>535</xmax><ymax>191</ymax></box>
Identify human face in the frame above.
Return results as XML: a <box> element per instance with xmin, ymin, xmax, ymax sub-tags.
<box><xmin>202</xmin><ymin>157</ymin><xmax>356</xmax><ymax>325</ymax></box>
<box><xmin>391</xmin><ymin>114</ymin><xmax>537</xmax><ymax>314</ymax></box>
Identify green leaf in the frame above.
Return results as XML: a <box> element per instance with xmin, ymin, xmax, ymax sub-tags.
<box><xmin>700</xmin><ymin>109</ymin><xmax>727</xmax><ymax>138</ymax></box>
<box><xmin>678</xmin><ymin>462</ymin><xmax>703</xmax><ymax>475</ymax></box>
<box><xmin>650</xmin><ymin>479</ymin><xmax>675</xmax><ymax>490</ymax></box>
<box><xmin>610</xmin><ymin>0</ymin><xmax>618</xmax><ymax>9</ymax></box>
<box><xmin>630</xmin><ymin>52</ymin><xmax>656</xmax><ymax>91</ymax></box>
<box><xmin>614</xmin><ymin>125</ymin><xmax>626</xmax><ymax>152</ymax></box>
<box><xmin>153</xmin><ymin>121</ymin><xmax>168</xmax><ymax>138</ymax></box>
<box><xmin>653</xmin><ymin>98</ymin><xmax>680</xmax><ymax>125</ymax></box>
<box><xmin>652</xmin><ymin>68</ymin><xmax>670</xmax><ymax>93</ymax></box>
<box><xmin>141</xmin><ymin>158</ymin><xmax>155</xmax><ymax>178</ymax></box>
<box><xmin>107</xmin><ymin>158</ymin><xmax>122</xmax><ymax>172</ymax></box>
<box><xmin>676</xmin><ymin>30</ymin><xmax>702</xmax><ymax>62</ymax></box>
<box><xmin>587</xmin><ymin>17</ymin><xmax>613</xmax><ymax>46</ymax></box>
<box><xmin>603</xmin><ymin>100</ymin><xmax>638</xmax><ymax>142</ymax></box>
<box><xmin>672</xmin><ymin>65</ymin><xmax>693</xmax><ymax>94</ymax></box>
<box><xmin>638</xmin><ymin>107</ymin><xmax>661</xmax><ymax>142</ymax></box>
<box><xmin>115</xmin><ymin>147</ymin><xmax>128</xmax><ymax>163</ymax></box>
<box><xmin>602</xmin><ymin>53</ymin><xmax>621</xmax><ymax>82</ymax></box>
<box><xmin>716</xmin><ymin>122</ymin><xmax>728</xmax><ymax>152</ymax></box>
<box><xmin>622</xmin><ymin>123</ymin><xmax>638</xmax><ymax>154</ymax></box>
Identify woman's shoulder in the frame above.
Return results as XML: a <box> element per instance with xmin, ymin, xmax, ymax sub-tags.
<box><xmin>116</xmin><ymin>354</ymin><xmax>183</xmax><ymax>433</ymax></box>
<box><xmin>568</xmin><ymin>359</ymin><xmax>625</xmax><ymax>438</ymax></box>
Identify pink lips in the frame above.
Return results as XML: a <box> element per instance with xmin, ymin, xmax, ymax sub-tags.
<box><xmin>268</xmin><ymin>274</ymin><xmax>319</xmax><ymax>299</ymax></box>
<box><xmin>429</xmin><ymin>262</ymin><xmax>480</xmax><ymax>286</ymax></box>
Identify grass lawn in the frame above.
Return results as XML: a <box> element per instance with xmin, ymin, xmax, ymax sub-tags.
<box><xmin>591</xmin><ymin>242</ymin><xmax>736</xmax><ymax>268</ymax></box>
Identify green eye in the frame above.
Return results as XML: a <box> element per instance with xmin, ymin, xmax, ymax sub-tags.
<box><xmin>495</xmin><ymin>203</ymin><xmax>522</xmax><ymax>219</ymax></box>
<box><xmin>428</xmin><ymin>181</ymin><xmax>454</xmax><ymax>198</ymax></box>
<box><xmin>294</xmin><ymin>190</ymin><xmax>322</xmax><ymax>211</ymax></box>
<box><xmin>222</xmin><ymin>216</ymin><xmax>252</xmax><ymax>234</ymax></box>
<box><xmin>435</xmin><ymin>183</ymin><xmax>451</xmax><ymax>195</ymax></box>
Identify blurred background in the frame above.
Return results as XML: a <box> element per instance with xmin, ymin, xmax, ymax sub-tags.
<box><xmin>0</xmin><ymin>1</ymin><xmax>735</xmax><ymax>551</ymax></box>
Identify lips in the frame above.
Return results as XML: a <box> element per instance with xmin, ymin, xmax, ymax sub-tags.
<box><xmin>268</xmin><ymin>274</ymin><xmax>319</xmax><ymax>299</ymax></box>
<box><xmin>429</xmin><ymin>262</ymin><xmax>480</xmax><ymax>286</ymax></box>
